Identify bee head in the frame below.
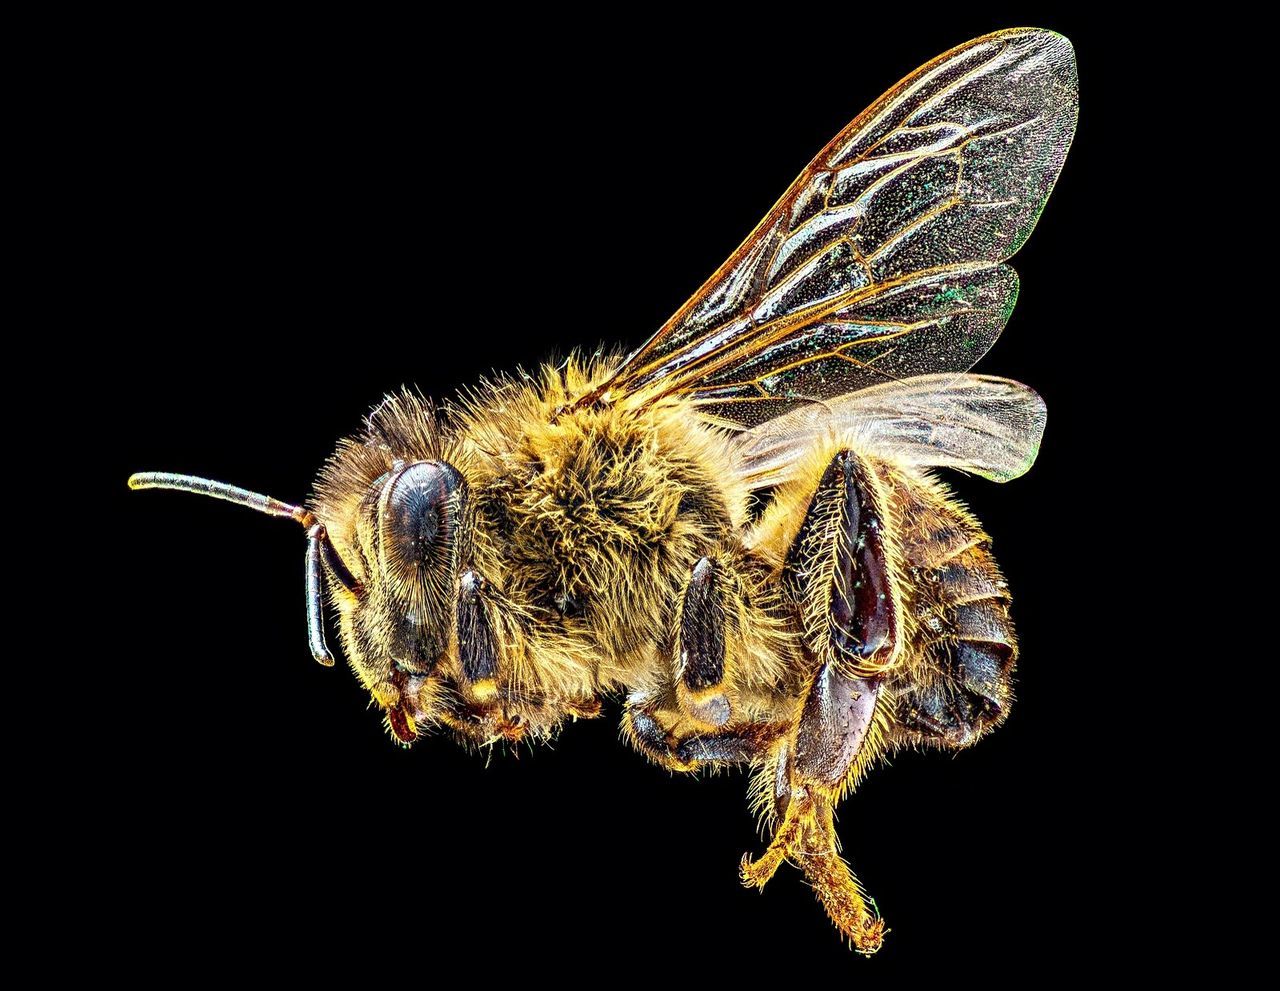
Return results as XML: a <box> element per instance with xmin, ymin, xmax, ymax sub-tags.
<box><xmin>128</xmin><ymin>455</ymin><xmax>476</xmax><ymax>745</ymax></box>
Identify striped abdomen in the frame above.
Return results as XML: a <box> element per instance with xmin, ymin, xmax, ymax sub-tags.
<box><xmin>887</xmin><ymin>471</ymin><xmax>1018</xmax><ymax>750</ymax></box>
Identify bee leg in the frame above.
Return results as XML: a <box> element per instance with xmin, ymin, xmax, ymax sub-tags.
<box><xmin>673</xmin><ymin>556</ymin><xmax>733</xmax><ymax>729</ymax></box>
<box><xmin>741</xmin><ymin>448</ymin><xmax>899</xmax><ymax>955</ymax></box>
<box><xmin>674</xmin><ymin>720</ymin><xmax>787</xmax><ymax>765</ymax></box>
<box><xmin>621</xmin><ymin>702</ymin><xmax>785</xmax><ymax>772</ymax></box>
<box><xmin>740</xmin><ymin>670</ymin><xmax>887</xmax><ymax>954</ymax></box>
<box><xmin>784</xmin><ymin>449</ymin><xmax>901</xmax><ymax>675</ymax></box>
<box><xmin>622</xmin><ymin>706</ymin><xmax>692</xmax><ymax>770</ymax></box>
<box><xmin>456</xmin><ymin>570</ymin><xmax>500</xmax><ymax>703</ymax></box>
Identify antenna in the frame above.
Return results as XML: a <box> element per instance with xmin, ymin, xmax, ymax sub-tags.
<box><xmin>129</xmin><ymin>472</ymin><xmax>360</xmax><ymax>666</ymax></box>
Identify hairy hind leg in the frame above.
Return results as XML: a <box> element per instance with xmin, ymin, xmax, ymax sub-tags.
<box><xmin>740</xmin><ymin>668</ymin><xmax>888</xmax><ymax>953</ymax></box>
<box><xmin>741</xmin><ymin>448</ymin><xmax>901</xmax><ymax>954</ymax></box>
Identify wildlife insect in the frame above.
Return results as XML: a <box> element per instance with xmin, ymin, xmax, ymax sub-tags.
<box><xmin>130</xmin><ymin>28</ymin><xmax>1076</xmax><ymax>954</ymax></box>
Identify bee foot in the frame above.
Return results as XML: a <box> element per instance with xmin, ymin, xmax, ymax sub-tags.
<box><xmin>739</xmin><ymin>796</ymin><xmax>807</xmax><ymax>889</ymax></box>
<box><xmin>739</xmin><ymin>847</ymin><xmax>785</xmax><ymax>889</ymax></box>
<box><xmin>849</xmin><ymin>916</ymin><xmax>886</xmax><ymax>956</ymax></box>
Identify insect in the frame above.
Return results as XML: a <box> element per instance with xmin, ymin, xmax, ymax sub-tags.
<box><xmin>130</xmin><ymin>28</ymin><xmax>1076</xmax><ymax>954</ymax></box>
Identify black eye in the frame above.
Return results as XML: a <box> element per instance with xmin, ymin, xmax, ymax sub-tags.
<box><xmin>378</xmin><ymin>460</ymin><xmax>468</xmax><ymax>671</ymax></box>
<box><xmin>382</xmin><ymin>461</ymin><xmax>466</xmax><ymax>571</ymax></box>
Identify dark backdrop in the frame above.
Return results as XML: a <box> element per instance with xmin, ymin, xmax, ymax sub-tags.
<box><xmin>93</xmin><ymin>11</ymin><xmax>1135</xmax><ymax>978</ymax></box>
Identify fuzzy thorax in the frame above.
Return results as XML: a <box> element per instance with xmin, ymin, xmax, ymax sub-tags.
<box><xmin>309</xmin><ymin>355</ymin><xmax>754</xmax><ymax>743</ymax></box>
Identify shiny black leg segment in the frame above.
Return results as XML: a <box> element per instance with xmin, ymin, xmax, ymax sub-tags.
<box><xmin>675</xmin><ymin>732</ymin><xmax>759</xmax><ymax>765</ymax></box>
<box><xmin>457</xmin><ymin>570</ymin><xmax>498</xmax><ymax>684</ymax></box>
<box><xmin>319</xmin><ymin>533</ymin><xmax>360</xmax><ymax>593</ymax></box>
<box><xmin>793</xmin><ymin>663</ymin><xmax>881</xmax><ymax>788</ymax></box>
<box><xmin>626</xmin><ymin>709</ymin><xmax>671</xmax><ymax>756</ymax></box>
<box><xmin>678</xmin><ymin>557</ymin><xmax>726</xmax><ymax>691</ymax></box>
<box><xmin>624</xmin><ymin>706</ymin><xmax>784</xmax><ymax>769</ymax></box>
<box><xmin>787</xmin><ymin>450</ymin><xmax>897</xmax><ymax>665</ymax></box>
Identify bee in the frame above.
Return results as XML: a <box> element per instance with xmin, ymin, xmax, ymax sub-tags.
<box><xmin>130</xmin><ymin>28</ymin><xmax>1076</xmax><ymax>954</ymax></box>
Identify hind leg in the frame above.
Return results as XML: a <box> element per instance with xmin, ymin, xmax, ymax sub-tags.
<box><xmin>741</xmin><ymin>448</ymin><xmax>902</xmax><ymax>954</ymax></box>
<box><xmin>740</xmin><ymin>669</ymin><xmax>888</xmax><ymax>953</ymax></box>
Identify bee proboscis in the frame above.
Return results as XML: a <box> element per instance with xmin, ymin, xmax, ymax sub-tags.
<box><xmin>131</xmin><ymin>28</ymin><xmax>1077</xmax><ymax>953</ymax></box>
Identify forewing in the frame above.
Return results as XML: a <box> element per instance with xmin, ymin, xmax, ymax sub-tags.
<box><xmin>594</xmin><ymin>28</ymin><xmax>1076</xmax><ymax>425</ymax></box>
<box><xmin>736</xmin><ymin>374</ymin><xmax>1047</xmax><ymax>488</ymax></box>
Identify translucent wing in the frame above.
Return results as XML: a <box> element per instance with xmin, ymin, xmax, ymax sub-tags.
<box><xmin>586</xmin><ymin>28</ymin><xmax>1076</xmax><ymax>426</ymax></box>
<box><xmin>736</xmin><ymin>374</ymin><xmax>1047</xmax><ymax>488</ymax></box>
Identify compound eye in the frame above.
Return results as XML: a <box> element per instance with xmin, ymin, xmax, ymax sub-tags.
<box><xmin>379</xmin><ymin>460</ymin><xmax>467</xmax><ymax>586</ymax></box>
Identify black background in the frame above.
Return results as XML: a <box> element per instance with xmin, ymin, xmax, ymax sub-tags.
<box><xmin>88</xmin><ymin>10</ymin><xmax>1141</xmax><ymax>977</ymax></box>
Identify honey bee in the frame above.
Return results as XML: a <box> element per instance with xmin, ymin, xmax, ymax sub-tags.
<box><xmin>130</xmin><ymin>28</ymin><xmax>1076</xmax><ymax>953</ymax></box>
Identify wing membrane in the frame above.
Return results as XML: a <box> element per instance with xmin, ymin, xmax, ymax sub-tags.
<box><xmin>594</xmin><ymin>28</ymin><xmax>1076</xmax><ymax>425</ymax></box>
<box><xmin>736</xmin><ymin>374</ymin><xmax>1047</xmax><ymax>488</ymax></box>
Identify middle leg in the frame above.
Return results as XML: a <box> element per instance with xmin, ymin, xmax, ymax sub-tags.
<box><xmin>622</xmin><ymin>701</ymin><xmax>788</xmax><ymax>771</ymax></box>
<box><xmin>622</xmin><ymin>548</ymin><xmax>798</xmax><ymax>772</ymax></box>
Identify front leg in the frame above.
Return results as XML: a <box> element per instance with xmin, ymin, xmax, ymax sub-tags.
<box><xmin>742</xmin><ymin>448</ymin><xmax>900</xmax><ymax>955</ymax></box>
